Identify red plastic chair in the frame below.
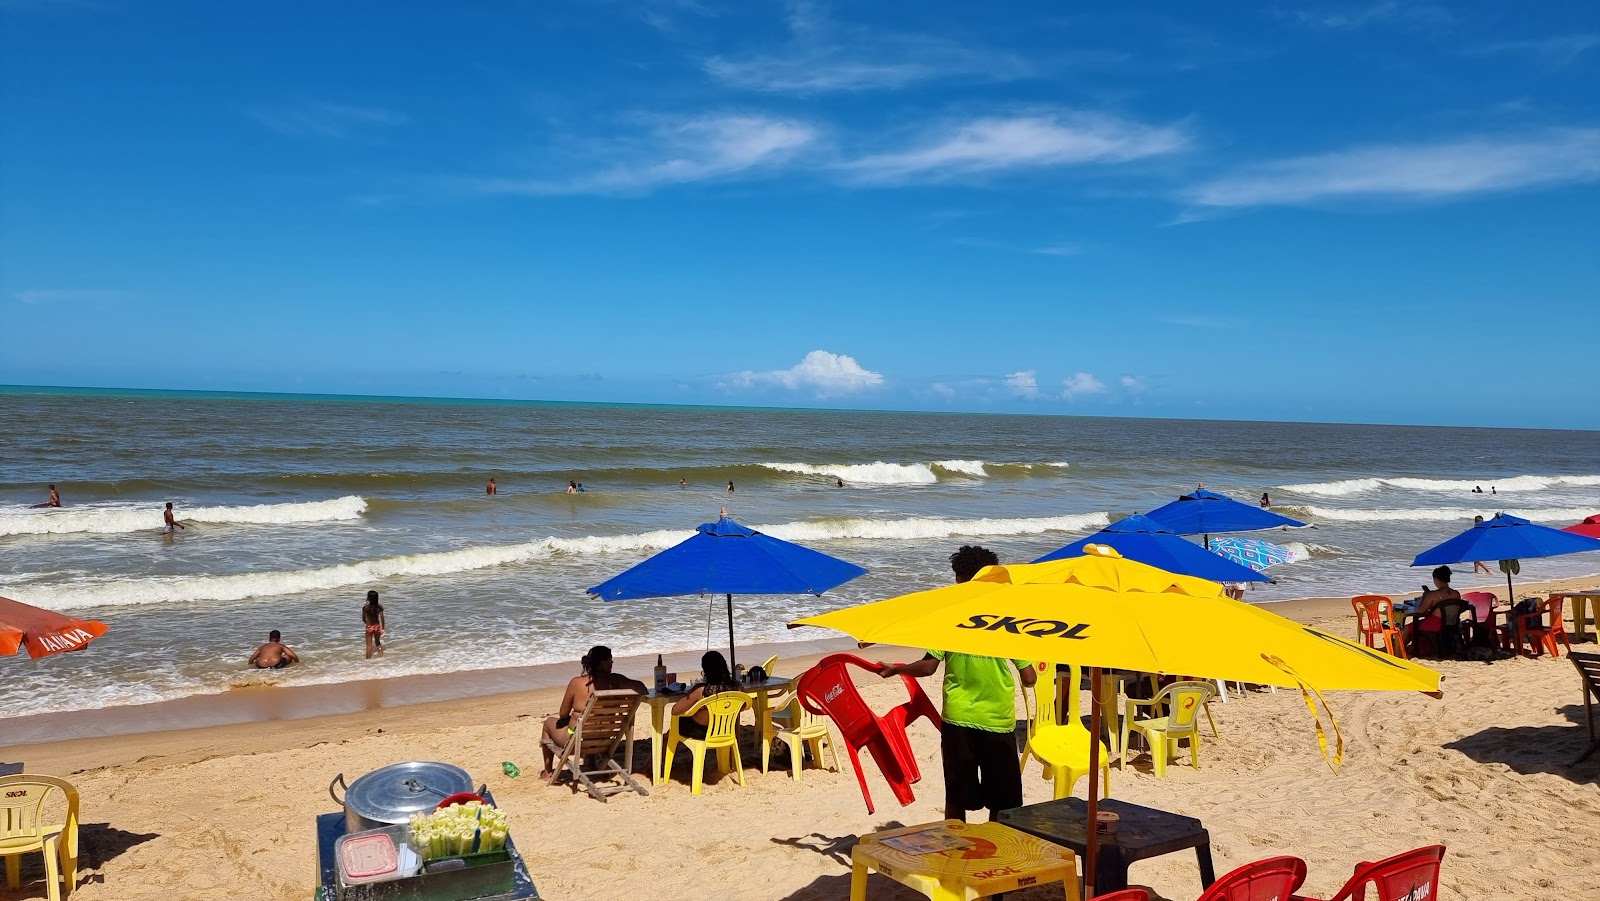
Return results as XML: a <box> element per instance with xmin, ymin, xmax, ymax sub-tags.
<box><xmin>1461</xmin><ymin>591</ymin><xmax>1511</xmax><ymax>650</ymax></box>
<box><xmin>1196</xmin><ymin>856</ymin><xmax>1307</xmax><ymax>901</ymax></box>
<box><xmin>1087</xmin><ymin>891</ymin><xmax>1149</xmax><ymax>901</ymax></box>
<box><xmin>1292</xmin><ymin>845</ymin><xmax>1445</xmax><ymax>901</ymax></box>
<box><xmin>819</xmin><ymin>653</ymin><xmax>945</xmax><ymax>782</ymax></box>
<box><xmin>796</xmin><ymin>658</ymin><xmax>916</xmax><ymax>814</ymax></box>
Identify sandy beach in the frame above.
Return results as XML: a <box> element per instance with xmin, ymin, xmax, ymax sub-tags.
<box><xmin>4</xmin><ymin>582</ymin><xmax>1598</xmax><ymax>901</ymax></box>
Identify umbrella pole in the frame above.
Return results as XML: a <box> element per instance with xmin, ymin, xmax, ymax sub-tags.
<box><xmin>727</xmin><ymin>593</ymin><xmax>737</xmax><ymax>673</ymax></box>
<box><xmin>1085</xmin><ymin>665</ymin><xmax>1103</xmax><ymax>894</ymax></box>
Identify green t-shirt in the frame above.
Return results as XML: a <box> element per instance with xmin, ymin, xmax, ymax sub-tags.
<box><xmin>926</xmin><ymin>650</ymin><xmax>1034</xmax><ymax>733</ymax></box>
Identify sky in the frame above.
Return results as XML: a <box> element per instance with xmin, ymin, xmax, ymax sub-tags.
<box><xmin>1</xmin><ymin>1</ymin><xmax>1597</xmax><ymax>428</ymax></box>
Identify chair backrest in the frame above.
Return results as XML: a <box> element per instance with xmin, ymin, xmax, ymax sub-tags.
<box><xmin>798</xmin><ymin>657</ymin><xmax>883</xmax><ymax>743</ymax></box>
<box><xmin>1434</xmin><ymin>599</ymin><xmax>1476</xmax><ymax>629</ymax></box>
<box><xmin>1352</xmin><ymin>595</ymin><xmax>1393</xmax><ymax>632</ymax></box>
<box><xmin>1540</xmin><ymin>595</ymin><xmax>1565</xmax><ymax>626</ymax></box>
<box><xmin>1087</xmin><ymin>891</ymin><xmax>1150</xmax><ymax>901</ymax></box>
<box><xmin>1572</xmin><ymin>652</ymin><xmax>1600</xmax><ymax>702</ymax></box>
<box><xmin>1154</xmin><ymin>681</ymin><xmax>1216</xmax><ymax>730</ymax></box>
<box><xmin>0</xmin><ymin>774</ymin><xmax>79</xmax><ymax>848</ymax></box>
<box><xmin>572</xmin><ymin>689</ymin><xmax>641</xmax><ymax>756</ymax></box>
<box><xmin>1195</xmin><ymin>855</ymin><xmax>1308</xmax><ymax>901</ymax></box>
<box><xmin>1461</xmin><ymin>591</ymin><xmax>1497</xmax><ymax>622</ymax></box>
<box><xmin>685</xmin><ymin>691</ymin><xmax>749</xmax><ymax>743</ymax></box>
<box><xmin>1027</xmin><ymin>662</ymin><xmax>1059</xmax><ymax>731</ymax></box>
<box><xmin>1336</xmin><ymin>845</ymin><xmax>1445</xmax><ymax>901</ymax></box>
<box><xmin>760</xmin><ymin>654</ymin><xmax>779</xmax><ymax>676</ymax></box>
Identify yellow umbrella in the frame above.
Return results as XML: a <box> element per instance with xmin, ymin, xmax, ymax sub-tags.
<box><xmin>789</xmin><ymin>545</ymin><xmax>1443</xmax><ymax>889</ymax></box>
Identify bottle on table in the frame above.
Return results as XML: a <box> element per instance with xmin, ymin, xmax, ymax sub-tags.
<box><xmin>654</xmin><ymin>655</ymin><xmax>667</xmax><ymax>692</ymax></box>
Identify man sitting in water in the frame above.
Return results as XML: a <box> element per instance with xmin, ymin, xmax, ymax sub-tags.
<box><xmin>540</xmin><ymin>646</ymin><xmax>646</xmax><ymax>780</ymax></box>
<box><xmin>248</xmin><ymin>630</ymin><xmax>300</xmax><ymax>669</ymax></box>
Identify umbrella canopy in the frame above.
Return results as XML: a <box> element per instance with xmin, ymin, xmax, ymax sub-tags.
<box><xmin>1033</xmin><ymin>514</ymin><xmax>1271</xmax><ymax>583</ymax></box>
<box><xmin>0</xmin><ymin>596</ymin><xmax>109</xmax><ymax>659</ymax></box>
<box><xmin>792</xmin><ymin>547</ymin><xmax>1439</xmax><ymax>693</ymax></box>
<box><xmin>1142</xmin><ymin>488</ymin><xmax>1305</xmax><ymax>538</ymax></box>
<box><xmin>1208</xmin><ymin>536</ymin><xmax>1297</xmax><ymax>573</ymax></box>
<box><xmin>590</xmin><ymin>515</ymin><xmax>867</xmax><ymax>669</ymax></box>
<box><xmin>1412</xmin><ymin>513</ymin><xmax>1600</xmax><ymax>601</ymax></box>
<box><xmin>1563</xmin><ymin>514</ymin><xmax>1600</xmax><ymax>541</ymax></box>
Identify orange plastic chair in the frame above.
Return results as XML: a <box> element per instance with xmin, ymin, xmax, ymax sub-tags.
<box><xmin>1353</xmin><ymin>595</ymin><xmax>1406</xmax><ymax>658</ymax></box>
<box><xmin>1291</xmin><ymin>845</ymin><xmax>1445</xmax><ymax>901</ymax></box>
<box><xmin>1197</xmin><ymin>856</ymin><xmax>1307</xmax><ymax>901</ymax></box>
<box><xmin>1517</xmin><ymin>596</ymin><xmax>1573</xmax><ymax>658</ymax></box>
<box><xmin>0</xmin><ymin>774</ymin><xmax>79</xmax><ymax>901</ymax></box>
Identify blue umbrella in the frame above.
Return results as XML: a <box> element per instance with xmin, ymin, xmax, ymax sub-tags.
<box><xmin>589</xmin><ymin>514</ymin><xmax>868</xmax><ymax>670</ymax></box>
<box><xmin>1143</xmin><ymin>488</ymin><xmax>1306</xmax><ymax>546</ymax></box>
<box><xmin>1209</xmin><ymin>536</ymin><xmax>1297</xmax><ymax>573</ymax></box>
<box><xmin>1412</xmin><ymin>512</ymin><xmax>1600</xmax><ymax>601</ymax></box>
<box><xmin>1033</xmin><ymin>514</ymin><xmax>1272</xmax><ymax>583</ymax></box>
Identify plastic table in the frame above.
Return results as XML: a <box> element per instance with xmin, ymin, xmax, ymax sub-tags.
<box><xmin>997</xmin><ymin>797</ymin><xmax>1215</xmax><ymax>896</ymax></box>
<box><xmin>643</xmin><ymin>677</ymin><xmax>792</xmax><ymax>786</ymax></box>
<box><xmin>1553</xmin><ymin>591</ymin><xmax>1600</xmax><ymax>643</ymax></box>
<box><xmin>313</xmin><ymin>789</ymin><xmax>537</xmax><ymax>900</ymax></box>
<box><xmin>850</xmin><ymin>820</ymin><xmax>1080</xmax><ymax>901</ymax></box>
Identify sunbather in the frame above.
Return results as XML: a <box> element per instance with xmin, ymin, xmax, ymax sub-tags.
<box><xmin>540</xmin><ymin>646</ymin><xmax>646</xmax><ymax>780</ymax></box>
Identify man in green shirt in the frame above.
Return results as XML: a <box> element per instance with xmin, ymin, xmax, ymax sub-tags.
<box><xmin>877</xmin><ymin>545</ymin><xmax>1036</xmax><ymax>821</ymax></box>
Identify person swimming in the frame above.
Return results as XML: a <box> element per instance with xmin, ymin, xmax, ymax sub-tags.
<box><xmin>1259</xmin><ymin>492</ymin><xmax>1271</xmax><ymax>508</ymax></box>
<box><xmin>248</xmin><ymin>630</ymin><xmax>299</xmax><ymax>669</ymax></box>
<box><xmin>162</xmin><ymin>502</ymin><xmax>186</xmax><ymax>534</ymax></box>
<box><xmin>726</xmin><ymin>480</ymin><xmax>735</xmax><ymax>493</ymax></box>
<box><xmin>486</xmin><ymin>478</ymin><xmax>497</xmax><ymax>496</ymax></box>
<box><xmin>566</xmin><ymin>480</ymin><xmax>578</xmax><ymax>494</ymax></box>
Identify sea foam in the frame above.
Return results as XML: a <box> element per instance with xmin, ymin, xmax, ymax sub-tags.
<box><xmin>0</xmin><ymin>495</ymin><xmax>368</xmax><ymax>536</ymax></box>
<box><xmin>12</xmin><ymin>511</ymin><xmax>1110</xmax><ymax>610</ymax></box>
<box><xmin>1281</xmin><ymin>474</ymin><xmax>1600</xmax><ymax>496</ymax></box>
<box><xmin>762</xmin><ymin>460</ymin><xmax>1068</xmax><ymax>485</ymax></box>
<box><xmin>1294</xmin><ymin>505</ymin><xmax>1596</xmax><ymax>523</ymax></box>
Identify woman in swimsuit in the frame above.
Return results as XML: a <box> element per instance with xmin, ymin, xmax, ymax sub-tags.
<box><xmin>540</xmin><ymin>646</ymin><xmax>646</xmax><ymax>780</ymax></box>
<box><xmin>362</xmin><ymin>590</ymin><xmax>386</xmax><ymax>659</ymax></box>
<box><xmin>670</xmin><ymin>651</ymin><xmax>740</xmax><ymax>741</ymax></box>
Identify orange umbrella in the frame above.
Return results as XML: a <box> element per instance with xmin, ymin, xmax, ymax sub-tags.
<box><xmin>0</xmin><ymin>596</ymin><xmax>108</xmax><ymax>659</ymax></box>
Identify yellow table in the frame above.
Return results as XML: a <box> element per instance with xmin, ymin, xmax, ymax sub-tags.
<box><xmin>1553</xmin><ymin>591</ymin><xmax>1600</xmax><ymax>643</ymax></box>
<box><xmin>643</xmin><ymin>677</ymin><xmax>792</xmax><ymax>786</ymax></box>
<box><xmin>851</xmin><ymin>820</ymin><xmax>1080</xmax><ymax>901</ymax></box>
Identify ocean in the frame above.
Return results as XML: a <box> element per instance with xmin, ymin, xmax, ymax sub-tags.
<box><xmin>2</xmin><ymin>387</ymin><xmax>1597</xmax><ymax>719</ymax></box>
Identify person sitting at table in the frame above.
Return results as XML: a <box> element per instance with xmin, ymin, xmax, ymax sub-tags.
<box><xmin>540</xmin><ymin>645</ymin><xmax>646</xmax><ymax>781</ymax></box>
<box><xmin>671</xmin><ymin>650</ymin><xmax>741</xmax><ymax>741</ymax></box>
<box><xmin>1404</xmin><ymin>565</ymin><xmax>1462</xmax><ymax>651</ymax></box>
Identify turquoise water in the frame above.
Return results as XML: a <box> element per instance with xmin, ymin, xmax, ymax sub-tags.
<box><xmin>2</xmin><ymin>387</ymin><xmax>1596</xmax><ymax>717</ymax></box>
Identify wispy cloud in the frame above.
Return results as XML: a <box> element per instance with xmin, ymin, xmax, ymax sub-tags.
<box><xmin>1005</xmin><ymin>370</ymin><xmax>1041</xmax><ymax>399</ymax></box>
<box><xmin>1471</xmin><ymin>33</ymin><xmax>1600</xmax><ymax>67</ymax></box>
<box><xmin>1184</xmin><ymin>128</ymin><xmax>1600</xmax><ymax>209</ymax></box>
<box><xmin>1280</xmin><ymin>2</ymin><xmax>1453</xmax><ymax>32</ymax></box>
<box><xmin>704</xmin><ymin>1</ymin><xmax>1028</xmax><ymax>94</ymax></box>
<box><xmin>250</xmin><ymin>101</ymin><xmax>406</xmax><ymax>139</ymax></box>
<box><xmin>1120</xmin><ymin>375</ymin><xmax>1148</xmax><ymax>394</ymax></box>
<box><xmin>1061</xmin><ymin>372</ymin><xmax>1107</xmax><ymax>399</ymax></box>
<box><xmin>470</xmin><ymin>113</ymin><xmax>819</xmax><ymax>196</ymax></box>
<box><xmin>14</xmin><ymin>289</ymin><xmax>132</xmax><ymax>305</ymax></box>
<box><xmin>728</xmin><ymin>350</ymin><xmax>884</xmax><ymax>396</ymax></box>
<box><xmin>841</xmin><ymin>111</ymin><xmax>1188</xmax><ymax>184</ymax></box>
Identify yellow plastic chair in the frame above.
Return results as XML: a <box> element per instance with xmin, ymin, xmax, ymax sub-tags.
<box><xmin>1119</xmin><ymin>680</ymin><xmax>1217</xmax><ymax>777</ymax></box>
<box><xmin>1019</xmin><ymin>662</ymin><xmax>1111</xmax><ymax>799</ymax></box>
<box><xmin>760</xmin><ymin>654</ymin><xmax>778</xmax><ymax>676</ymax></box>
<box><xmin>665</xmin><ymin>691</ymin><xmax>751</xmax><ymax>794</ymax></box>
<box><xmin>761</xmin><ymin>694</ymin><xmax>840</xmax><ymax>780</ymax></box>
<box><xmin>0</xmin><ymin>774</ymin><xmax>79</xmax><ymax>901</ymax></box>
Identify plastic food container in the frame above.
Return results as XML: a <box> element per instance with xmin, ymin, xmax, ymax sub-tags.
<box><xmin>336</xmin><ymin>825</ymin><xmax>420</xmax><ymax>890</ymax></box>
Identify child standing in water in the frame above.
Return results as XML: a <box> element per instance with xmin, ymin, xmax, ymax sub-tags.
<box><xmin>362</xmin><ymin>590</ymin><xmax>386</xmax><ymax>658</ymax></box>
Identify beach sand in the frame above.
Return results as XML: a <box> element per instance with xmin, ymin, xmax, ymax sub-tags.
<box><xmin>4</xmin><ymin>584</ymin><xmax>1598</xmax><ymax>901</ymax></box>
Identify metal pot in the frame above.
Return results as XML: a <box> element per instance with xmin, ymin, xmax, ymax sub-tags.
<box><xmin>329</xmin><ymin>761</ymin><xmax>474</xmax><ymax>834</ymax></box>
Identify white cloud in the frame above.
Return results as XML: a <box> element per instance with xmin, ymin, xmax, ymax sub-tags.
<box><xmin>1032</xmin><ymin>242</ymin><xmax>1083</xmax><ymax>257</ymax></box>
<box><xmin>1282</xmin><ymin>2</ymin><xmax>1453</xmax><ymax>32</ymax></box>
<box><xmin>14</xmin><ymin>289</ymin><xmax>131</xmax><ymax>305</ymax></box>
<box><xmin>1473</xmin><ymin>33</ymin><xmax>1600</xmax><ymax>66</ymax></box>
<box><xmin>1185</xmin><ymin>129</ymin><xmax>1600</xmax><ymax>209</ymax></box>
<box><xmin>1005</xmin><ymin>370</ymin><xmax>1041</xmax><ymax>399</ymax></box>
<box><xmin>842</xmin><ymin>112</ymin><xmax>1188</xmax><ymax>183</ymax></box>
<box><xmin>930</xmin><ymin>382</ymin><xmax>956</xmax><ymax>398</ymax></box>
<box><xmin>731</xmin><ymin>350</ymin><xmax>884</xmax><ymax>396</ymax></box>
<box><xmin>1062</xmin><ymin>372</ymin><xmax>1107</xmax><ymax>399</ymax></box>
<box><xmin>704</xmin><ymin>3</ymin><xmax>1028</xmax><ymax>94</ymax></box>
<box><xmin>472</xmin><ymin>114</ymin><xmax>819</xmax><ymax>195</ymax></box>
<box><xmin>250</xmin><ymin>101</ymin><xmax>406</xmax><ymax>139</ymax></box>
<box><xmin>1120</xmin><ymin>375</ymin><xmax>1148</xmax><ymax>393</ymax></box>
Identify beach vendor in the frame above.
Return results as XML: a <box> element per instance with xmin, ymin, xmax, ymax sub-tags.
<box><xmin>876</xmin><ymin>545</ymin><xmax>1036</xmax><ymax>822</ymax></box>
<box><xmin>541</xmin><ymin>646</ymin><xmax>647</xmax><ymax>780</ymax></box>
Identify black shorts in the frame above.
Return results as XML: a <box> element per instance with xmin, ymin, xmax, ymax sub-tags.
<box><xmin>941</xmin><ymin>722</ymin><xmax>1022</xmax><ymax>816</ymax></box>
<box><xmin>678</xmin><ymin>718</ymin><xmax>709</xmax><ymax>741</ymax></box>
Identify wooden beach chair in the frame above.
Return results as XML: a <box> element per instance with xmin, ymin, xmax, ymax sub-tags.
<box><xmin>1571</xmin><ymin>651</ymin><xmax>1600</xmax><ymax>765</ymax></box>
<box><xmin>541</xmin><ymin>689</ymin><xmax>648</xmax><ymax>802</ymax></box>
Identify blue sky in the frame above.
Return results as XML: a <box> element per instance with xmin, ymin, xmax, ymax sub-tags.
<box><xmin>2</xmin><ymin>1</ymin><xmax>1596</xmax><ymax>428</ymax></box>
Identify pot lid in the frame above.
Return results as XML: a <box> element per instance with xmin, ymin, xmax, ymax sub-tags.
<box><xmin>345</xmin><ymin>761</ymin><xmax>473</xmax><ymax>823</ymax></box>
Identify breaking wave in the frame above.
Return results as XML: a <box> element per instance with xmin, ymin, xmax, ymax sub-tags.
<box><xmin>1287</xmin><ymin>505</ymin><xmax>1595</xmax><ymax>524</ymax></box>
<box><xmin>0</xmin><ymin>496</ymin><xmax>368</xmax><ymax>536</ymax></box>
<box><xmin>762</xmin><ymin>460</ymin><xmax>1068</xmax><ymax>485</ymax></box>
<box><xmin>1280</xmin><ymin>475</ymin><xmax>1600</xmax><ymax>497</ymax></box>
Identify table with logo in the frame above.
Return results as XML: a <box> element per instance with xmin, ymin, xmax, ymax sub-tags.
<box><xmin>850</xmin><ymin>819</ymin><xmax>1080</xmax><ymax>901</ymax></box>
<box><xmin>997</xmin><ymin>797</ymin><xmax>1216</xmax><ymax>896</ymax></box>
<box><xmin>642</xmin><ymin>676</ymin><xmax>793</xmax><ymax>786</ymax></box>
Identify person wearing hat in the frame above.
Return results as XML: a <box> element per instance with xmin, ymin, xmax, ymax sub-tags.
<box><xmin>1405</xmin><ymin>565</ymin><xmax>1461</xmax><ymax>649</ymax></box>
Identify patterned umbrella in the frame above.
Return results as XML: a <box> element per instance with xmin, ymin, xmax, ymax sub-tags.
<box><xmin>1208</xmin><ymin>536</ymin><xmax>1297</xmax><ymax>573</ymax></box>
